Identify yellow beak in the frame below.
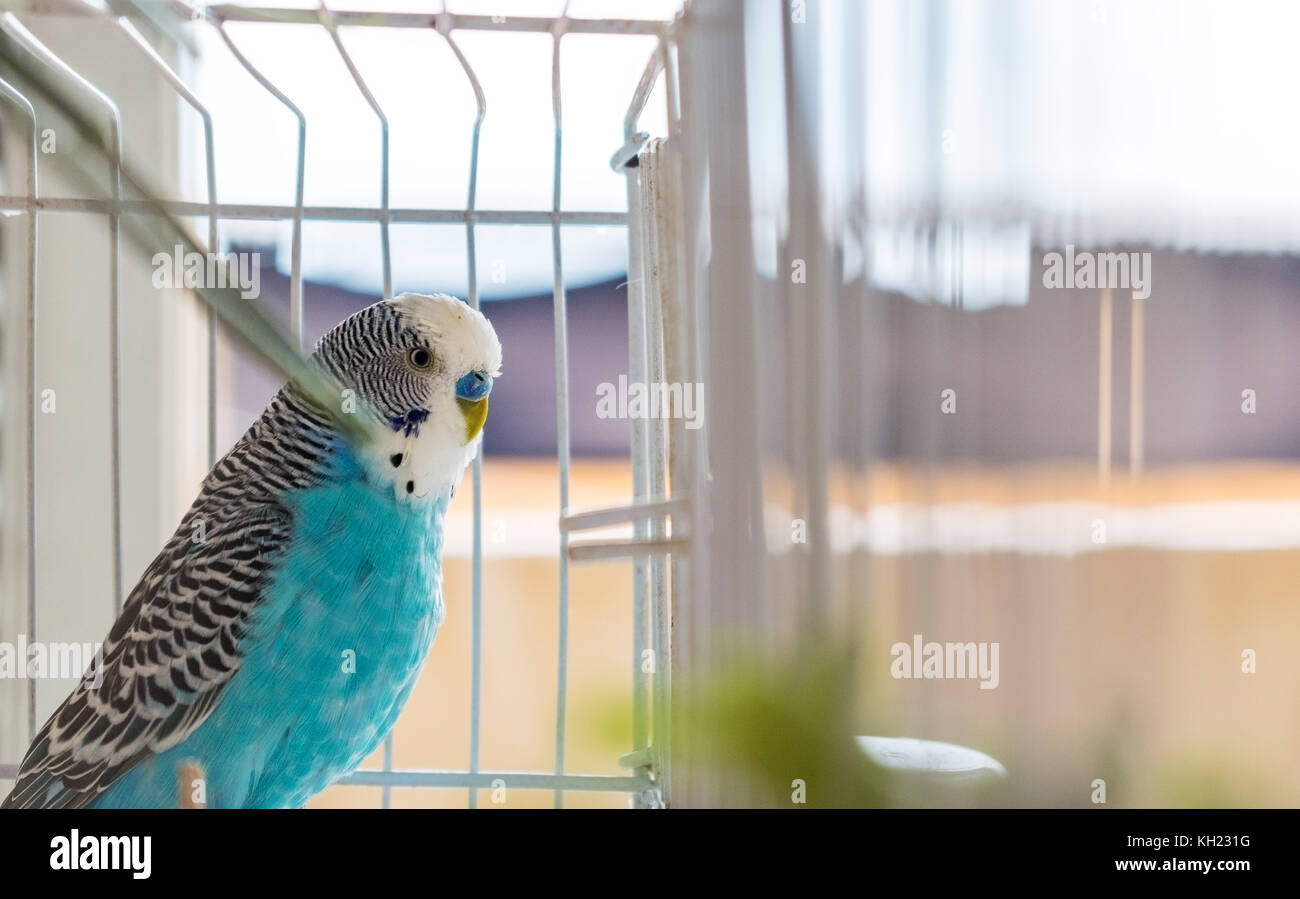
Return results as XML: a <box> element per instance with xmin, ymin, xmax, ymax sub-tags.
<box><xmin>458</xmin><ymin>396</ymin><xmax>489</xmax><ymax>443</ymax></box>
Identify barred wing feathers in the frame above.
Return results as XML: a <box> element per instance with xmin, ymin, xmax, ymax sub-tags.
<box><xmin>2</xmin><ymin>389</ymin><xmax>334</xmax><ymax>809</ymax></box>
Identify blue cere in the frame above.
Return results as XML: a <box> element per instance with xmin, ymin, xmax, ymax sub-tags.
<box><xmin>456</xmin><ymin>370</ymin><xmax>492</xmax><ymax>401</ymax></box>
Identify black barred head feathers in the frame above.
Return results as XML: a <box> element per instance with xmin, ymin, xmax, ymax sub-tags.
<box><xmin>313</xmin><ymin>293</ymin><xmax>502</xmax><ymax>505</ymax></box>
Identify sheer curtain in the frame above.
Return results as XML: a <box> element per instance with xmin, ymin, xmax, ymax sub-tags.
<box><xmin>787</xmin><ymin>0</ymin><xmax>1300</xmax><ymax>308</ymax></box>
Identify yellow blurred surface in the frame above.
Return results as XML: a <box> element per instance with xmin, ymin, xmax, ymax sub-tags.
<box><xmin>311</xmin><ymin>458</ymin><xmax>1300</xmax><ymax>808</ymax></box>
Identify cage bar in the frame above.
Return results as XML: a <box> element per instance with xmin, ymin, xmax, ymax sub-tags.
<box><xmin>316</xmin><ymin>1</ymin><xmax>397</xmax><ymax>809</ymax></box>
<box><xmin>548</xmin><ymin>18</ymin><xmax>572</xmax><ymax>811</ymax></box>
<box><xmin>319</xmin><ymin>4</ymin><xmax>392</xmax><ymax>300</ymax></box>
<box><xmin>216</xmin><ymin>21</ymin><xmax>306</xmax><ymax>344</ymax></box>
<box><xmin>619</xmin><ymin>48</ymin><xmax>654</xmax><ymax>789</ymax></box>
<box><xmin>0</xmin><ymin>13</ymin><xmax>125</xmax><ymax>613</ymax></box>
<box><xmin>341</xmin><ymin>768</ymin><xmax>650</xmax><ymax>792</ymax></box>
<box><xmin>0</xmin><ymin>195</ymin><xmax>625</xmax><ymax>225</ymax></box>
<box><xmin>0</xmin><ymin>74</ymin><xmax>38</xmax><ymax>741</ymax></box>
<box><xmin>437</xmin><ymin>16</ymin><xmax>489</xmax><ymax>811</ymax></box>
<box><xmin>205</xmin><ymin>4</ymin><xmax>666</xmax><ymax>36</ymax></box>
<box><xmin>111</xmin><ymin>14</ymin><xmax>221</xmax><ymax>466</ymax></box>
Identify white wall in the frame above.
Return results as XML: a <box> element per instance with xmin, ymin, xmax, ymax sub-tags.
<box><xmin>1</xmin><ymin>13</ymin><xmax>209</xmax><ymax>780</ymax></box>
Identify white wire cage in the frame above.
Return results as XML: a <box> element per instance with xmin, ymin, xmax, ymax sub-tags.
<box><xmin>0</xmin><ymin>0</ymin><xmax>687</xmax><ymax>809</ymax></box>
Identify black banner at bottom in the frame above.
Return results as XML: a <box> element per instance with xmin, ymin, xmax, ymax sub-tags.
<box><xmin>0</xmin><ymin>808</ymin><xmax>1283</xmax><ymax>885</ymax></box>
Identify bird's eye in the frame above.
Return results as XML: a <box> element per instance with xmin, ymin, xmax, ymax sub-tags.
<box><xmin>408</xmin><ymin>347</ymin><xmax>434</xmax><ymax>371</ymax></box>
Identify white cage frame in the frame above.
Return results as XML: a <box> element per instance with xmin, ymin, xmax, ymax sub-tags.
<box><xmin>0</xmin><ymin>0</ymin><xmax>683</xmax><ymax>809</ymax></box>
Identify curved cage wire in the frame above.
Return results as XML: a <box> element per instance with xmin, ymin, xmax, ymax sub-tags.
<box><xmin>0</xmin><ymin>0</ymin><xmax>681</xmax><ymax>810</ymax></box>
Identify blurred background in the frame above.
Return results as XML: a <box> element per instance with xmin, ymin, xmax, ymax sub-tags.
<box><xmin>2</xmin><ymin>0</ymin><xmax>1299</xmax><ymax>808</ymax></box>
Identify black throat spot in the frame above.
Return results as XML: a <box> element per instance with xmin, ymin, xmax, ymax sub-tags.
<box><xmin>391</xmin><ymin>408</ymin><xmax>430</xmax><ymax>438</ymax></box>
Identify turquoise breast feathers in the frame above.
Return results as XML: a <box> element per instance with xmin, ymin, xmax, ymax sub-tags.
<box><xmin>92</xmin><ymin>468</ymin><xmax>446</xmax><ymax>809</ymax></box>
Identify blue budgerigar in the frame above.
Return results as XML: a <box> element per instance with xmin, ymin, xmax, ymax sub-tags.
<box><xmin>2</xmin><ymin>292</ymin><xmax>501</xmax><ymax>809</ymax></box>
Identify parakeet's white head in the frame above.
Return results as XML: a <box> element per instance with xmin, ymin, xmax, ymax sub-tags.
<box><xmin>314</xmin><ymin>292</ymin><xmax>501</xmax><ymax>506</ymax></box>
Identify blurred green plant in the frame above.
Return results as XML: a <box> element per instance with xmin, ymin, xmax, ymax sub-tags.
<box><xmin>674</xmin><ymin>641</ymin><xmax>891</xmax><ymax>807</ymax></box>
<box><xmin>586</xmin><ymin>638</ymin><xmax>895</xmax><ymax>808</ymax></box>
